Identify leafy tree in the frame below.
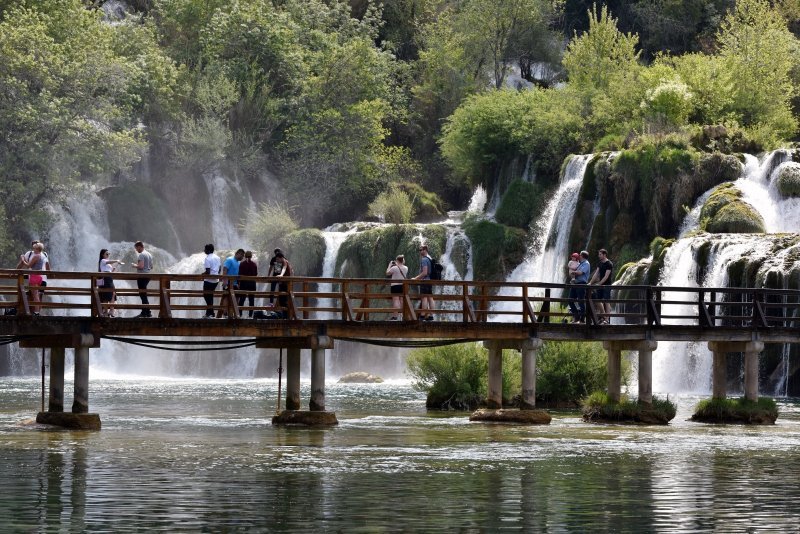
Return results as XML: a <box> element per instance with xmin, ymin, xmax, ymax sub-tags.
<box><xmin>242</xmin><ymin>202</ymin><xmax>298</xmax><ymax>254</ymax></box>
<box><xmin>0</xmin><ymin>0</ymin><xmax>144</xmax><ymax>254</ymax></box>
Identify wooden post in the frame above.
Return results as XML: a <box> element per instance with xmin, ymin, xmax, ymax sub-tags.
<box><xmin>520</xmin><ymin>338</ymin><xmax>542</xmax><ymax>410</ymax></box>
<box><xmin>72</xmin><ymin>346</ymin><xmax>89</xmax><ymax>413</ymax></box>
<box><xmin>484</xmin><ymin>341</ymin><xmax>503</xmax><ymax>409</ymax></box>
<box><xmin>286</xmin><ymin>347</ymin><xmax>301</xmax><ymax>410</ymax></box>
<box><xmin>48</xmin><ymin>347</ymin><xmax>65</xmax><ymax>413</ymax></box>
<box><xmin>310</xmin><ymin>347</ymin><xmax>326</xmax><ymax>411</ymax></box>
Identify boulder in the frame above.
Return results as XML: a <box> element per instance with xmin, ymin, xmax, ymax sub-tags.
<box><xmin>272</xmin><ymin>410</ymin><xmax>338</xmax><ymax>426</ymax></box>
<box><xmin>338</xmin><ymin>372</ymin><xmax>384</xmax><ymax>383</ymax></box>
<box><xmin>776</xmin><ymin>163</ymin><xmax>800</xmax><ymax>198</ymax></box>
<box><xmin>469</xmin><ymin>408</ymin><xmax>551</xmax><ymax>425</ymax></box>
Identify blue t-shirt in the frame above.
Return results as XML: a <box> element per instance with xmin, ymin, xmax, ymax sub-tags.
<box><xmin>223</xmin><ymin>256</ymin><xmax>240</xmax><ymax>277</ymax></box>
<box><xmin>575</xmin><ymin>260</ymin><xmax>590</xmax><ymax>284</ymax></box>
<box><xmin>419</xmin><ymin>256</ymin><xmax>432</xmax><ymax>280</ymax></box>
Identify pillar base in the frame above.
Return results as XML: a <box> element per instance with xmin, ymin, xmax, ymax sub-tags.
<box><xmin>469</xmin><ymin>408</ymin><xmax>551</xmax><ymax>425</ymax></box>
<box><xmin>36</xmin><ymin>412</ymin><xmax>101</xmax><ymax>430</ymax></box>
<box><xmin>271</xmin><ymin>410</ymin><xmax>338</xmax><ymax>426</ymax></box>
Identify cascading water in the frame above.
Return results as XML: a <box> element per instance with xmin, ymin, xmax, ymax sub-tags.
<box><xmin>317</xmin><ymin>225</ymin><xmax>357</xmax><ymax>319</ymax></box>
<box><xmin>492</xmin><ymin>154</ymin><xmax>594</xmax><ymax>319</ymax></box>
<box><xmin>202</xmin><ymin>167</ymin><xmax>257</xmax><ymax>250</ymax></box>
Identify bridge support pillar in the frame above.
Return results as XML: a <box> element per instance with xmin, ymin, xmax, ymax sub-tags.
<box><xmin>520</xmin><ymin>338</ymin><xmax>542</xmax><ymax>410</ymax></box>
<box><xmin>72</xmin><ymin>347</ymin><xmax>90</xmax><ymax>414</ymax></box>
<box><xmin>603</xmin><ymin>340</ymin><xmax>657</xmax><ymax>404</ymax></box>
<box><xmin>48</xmin><ymin>347</ymin><xmax>65</xmax><ymax>413</ymax></box>
<box><xmin>485</xmin><ymin>341</ymin><xmax>503</xmax><ymax>409</ymax></box>
<box><xmin>285</xmin><ymin>348</ymin><xmax>301</xmax><ymax>411</ymax></box>
<box><xmin>708</xmin><ymin>341</ymin><xmax>764</xmax><ymax>401</ymax></box>
<box><xmin>310</xmin><ymin>347</ymin><xmax>326</xmax><ymax>411</ymax></box>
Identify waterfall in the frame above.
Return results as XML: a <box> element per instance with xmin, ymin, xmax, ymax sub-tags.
<box><xmin>317</xmin><ymin>226</ymin><xmax>357</xmax><ymax>319</ymax></box>
<box><xmin>202</xmin><ymin>167</ymin><xmax>256</xmax><ymax>250</ymax></box>
<box><xmin>467</xmin><ymin>185</ymin><xmax>488</xmax><ymax>213</ymax></box>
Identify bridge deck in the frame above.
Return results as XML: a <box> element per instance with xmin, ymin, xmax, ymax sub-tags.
<box><xmin>2</xmin><ymin>270</ymin><xmax>799</xmax><ymax>345</ymax></box>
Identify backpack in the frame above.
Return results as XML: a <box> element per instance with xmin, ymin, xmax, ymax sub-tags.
<box><xmin>429</xmin><ymin>257</ymin><xmax>444</xmax><ymax>280</ymax></box>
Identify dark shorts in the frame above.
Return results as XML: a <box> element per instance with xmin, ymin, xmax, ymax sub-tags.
<box><xmin>100</xmin><ymin>280</ymin><xmax>115</xmax><ymax>303</ymax></box>
<box><xmin>390</xmin><ymin>285</ymin><xmax>403</xmax><ymax>294</ymax></box>
<box><xmin>419</xmin><ymin>283</ymin><xmax>432</xmax><ymax>295</ymax></box>
<box><xmin>595</xmin><ymin>286</ymin><xmax>611</xmax><ymax>300</ymax></box>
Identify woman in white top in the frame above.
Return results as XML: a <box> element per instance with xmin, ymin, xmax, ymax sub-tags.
<box><xmin>385</xmin><ymin>255</ymin><xmax>409</xmax><ymax>320</ymax></box>
<box><xmin>98</xmin><ymin>248</ymin><xmax>124</xmax><ymax>317</ymax></box>
<box><xmin>18</xmin><ymin>242</ymin><xmax>46</xmax><ymax>315</ymax></box>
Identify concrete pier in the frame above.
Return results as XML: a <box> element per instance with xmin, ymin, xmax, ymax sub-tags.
<box><xmin>48</xmin><ymin>347</ymin><xmax>65</xmax><ymax>413</ymax></box>
<box><xmin>603</xmin><ymin>340</ymin><xmax>657</xmax><ymax>404</ymax></box>
<box><xmin>285</xmin><ymin>347</ymin><xmax>301</xmax><ymax>411</ymax></box>
<box><xmin>485</xmin><ymin>341</ymin><xmax>503</xmax><ymax>409</ymax></box>
<box><xmin>310</xmin><ymin>347</ymin><xmax>326</xmax><ymax>411</ymax></box>
<box><xmin>72</xmin><ymin>346</ymin><xmax>89</xmax><ymax>414</ymax></box>
<box><xmin>520</xmin><ymin>338</ymin><xmax>542</xmax><ymax>410</ymax></box>
<box><xmin>708</xmin><ymin>341</ymin><xmax>764</xmax><ymax>401</ymax></box>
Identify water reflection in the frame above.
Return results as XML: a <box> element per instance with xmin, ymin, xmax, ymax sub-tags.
<box><xmin>1</xmin><ymin>379</ymin><xmax>799</xmax><ymax>531</ymax></box>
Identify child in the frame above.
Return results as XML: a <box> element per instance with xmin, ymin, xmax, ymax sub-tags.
<box><xmin>567</xmin><ymin>252</ymin><xmax>580</xmax><ymax>283</ymax></box>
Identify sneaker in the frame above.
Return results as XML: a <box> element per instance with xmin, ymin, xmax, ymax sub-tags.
<box><xmin>389</xmin><ymin>317</ymin><xmax>399</xmax><ymax>321</ymax></box>
<box><xmin>425</xmin><ymin>315</ymin><xmax>434</xmax><ymax>321</ymax></box>
<box><xmin>202</xmin><ymin>314</ymin><xmax>214</xmax><ymax>319</ymax></box>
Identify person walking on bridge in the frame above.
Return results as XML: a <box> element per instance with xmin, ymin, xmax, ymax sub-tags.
<box><xmin>238</xmin><ymin>251</ymin><xmax>258</xmax><ymax>318</ymax></box>
<box><xmin>386</xmin><ymin>255</ymin><xmax>408</xmax><ymax>320</ymax></box>
<box><xmin>568</xmin><ymin>250</ymin><xmax>591</xmax><ymax>323</ymax></box>
<box><xmin>132</xmin><ymin>241</ymin><xmax>153</xmax><ymax>318</ymax></box>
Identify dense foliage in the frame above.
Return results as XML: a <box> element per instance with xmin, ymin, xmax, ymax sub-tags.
<box><xmin>1</xmin><ymin>0</ymin><xmax>799</xmax><ymax>260</ymax></box>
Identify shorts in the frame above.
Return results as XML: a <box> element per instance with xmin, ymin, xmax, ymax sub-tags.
<box><xmin>29</xmin><ymin>275</ymin><xmax>43</xmax><ymax>286</ymax></box>
<box><xmin>390</xmin><ymin>285</ymin><xmax>403</xmax><ymax>294</ymax></box>
<box><xmin>419</xmin><ymin>284</ymin><xmax>432</xmax><ymax>295</ymax></box>
<box><xmin>595</xmin><ymin>286</ymin><xmax>611</xmax><ymax>300</ymax></box>
<box><xmin>100</xmin><ymin>280</ymin><xmax>115</xmax><ymax>303</ymax></box>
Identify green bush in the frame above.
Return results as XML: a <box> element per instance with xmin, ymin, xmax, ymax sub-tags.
<box><xmin>397</xmin><ymin>182</ymin><xmax>445</xmax><ymax>221</ymax></box>
<box><xmin>582</xmin><ymin>391</ymin><xmax>677</xmax><ymax>424</ymax></box>
<box><xmin>368</xmin><ymin>186</ymin><xmax>415</xmax><ymax>224</ymax></box>
<box><xmin>243</xmin><ymin>202</ymin><xmax>299</xmax><ymax>254</ymax></box>
<box><xmin>536</xmin><ymin>341</ymin><xmax>613</xmax><ymax>406</ymax></box>
<box><xmin>776</xmin><ymin>164</ymin><xmax>800</xmax><ymax>198</ymax></box>
<box><xmin>495</xmin><ymin>180</ymin><xmax>547</xmax><ymax>229</ymax></box>
<box><xmin>692</xmin><ymin>397</ymin><xmax>778</xmax><ymax>424</ymax></box>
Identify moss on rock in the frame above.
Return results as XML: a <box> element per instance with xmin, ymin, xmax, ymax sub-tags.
<box><xmin>495</xmin><ymin>180</ymin><xmax>546</xmax><ymax>229</ymax></box>
<box><xmin>776</xmin><ymin>163</ymin><xmax>800</xmax><ymax>198</ymax></box>
<box><xmin>282</xmin><ymin>228</ymin><xmax>326</xmax><ymax>276</ymax></box>
<box><xmin>706</xmin><ymin>202</ymin><xmax>766</xmax><ymax>234</ymax></box>
<box><xmin>336</xmin><ymin>224</ymin><xmax>447</xmax><ymax>279</ymax></box>
<box><xmin>691</xmin><ymin>397</ymin><xmax>777</xmax><ymax>424</ymax></box>
<box><xmin>582</xmin><ymin>391</ymin><xmax>677</xmax><ymax>424</ymax></box>
<box><xmin>463</xmin><ymin>217</ymin><xmax>527</xmax><ymax>281</ymax></box>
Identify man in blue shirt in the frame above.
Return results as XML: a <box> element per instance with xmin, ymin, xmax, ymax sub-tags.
<box><xmin>217</xmin><ymin>248</ymin><xmax>245</xmax><ymax>318</ymax></box>
<box><xmin>568</xmin><ymin>250</ymin><xmax>591</xmax><ymax>323</ymax></box>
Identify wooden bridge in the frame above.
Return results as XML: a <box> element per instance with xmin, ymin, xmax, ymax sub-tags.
<box><xmin>1</xmin><ymin>269</ymin><xmax>797</xmax><ymax>428</ymax></box>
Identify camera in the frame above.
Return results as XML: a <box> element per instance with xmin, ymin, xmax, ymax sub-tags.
<box><xmin>390</xmin><ymin>260</ymin><xmax>396</xmax><ymax>265</ymax></box>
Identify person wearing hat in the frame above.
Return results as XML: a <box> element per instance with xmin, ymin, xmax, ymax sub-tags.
<box><xmin>568</xmin><ymin>250</ymin><xmax>591</xmax><ymax>323</ymax></box>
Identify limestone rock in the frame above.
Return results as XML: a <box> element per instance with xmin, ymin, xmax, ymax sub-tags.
<box><xmin>338</xmin><ymin>372</ymin><xmax>384</xmax><ymax>384</ymax></box>
<box><xmin>272</xmin><ymin>410</ymin><xmax>339</xmax><ymax>426</ymax></box>
<box><xmin>776</xmin><ymin>163</ymin><xmax>800</xmax><ymax>198</ymax></box>
<box><xmin>469</xmin><ymin>408</ymin><xmax>551</xmax><ymax>425</ymax></box>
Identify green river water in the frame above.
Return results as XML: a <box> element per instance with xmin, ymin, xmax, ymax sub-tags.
<box><xmin>1</xmin><ymin>377</ymin><xmax>799</xmax><ymax>532</ymax></box>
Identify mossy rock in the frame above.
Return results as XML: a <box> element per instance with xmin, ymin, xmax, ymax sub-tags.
<box><xmin>706</xmin><ymin>202</ymin><xmax>766</xmax><ymax>234</ymax></box>
<box><xmin>281</xmin><ymin>228</ymin><xmax>326</xmax><ymax>277</ymax></box>
<box><xmin>101</xmin><ymin>183</ymin><xmax>178</xmax><ymax>252</ymax></box>
<box><xmin>338</xmin><ymin>372</ymin><xmax>384</xmax><ymax>383</ymax></box>
<box><xmin>775</xmin><ymin>163</ymin><xmax>800</xmax><ymax>198</ymax></box>
<box><xmin>691</xmin><ymin>397</ymin><xmax>777</xmax><ymax>425</ymax></box>
<box><xmin>699</xmin><ymin>182</ymin><xmax>740</xmax><ymax>221</ymax></box>
<box><xmin>336</xmin><ymin>224</ymin><xmax>447</xmax><ymax>279</ymax></box>
<box><xmin>448</xmin><ymin>232</ymin><xmax>471</xmax><ymax>280</ymax></box>
<box><xmin>397</xmin><ymin>183</ymin><xmax>445</xmax><ymax>222</ymax></box>
<box><xmin>582</xmin><ymin>391</ymin><xmax>677</xmax><ymax>425</ymax></box>
<box><xmin>495</xmin><ymin>180</ymin><xmax>546</xmax><ymax>229</ymax></box>
<box><xmin>463</xmin><ymin>217</ymin><xmax>527</xmax><ymax>281</ymax></box>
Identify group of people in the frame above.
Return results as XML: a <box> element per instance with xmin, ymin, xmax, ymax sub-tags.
<box><xmin>567</xmin><ymin>248</ymin><xmax>614</xmax><ymax>324</ymax></box>
<box><xmin>202</xmin><ymin>244</ymin><xmax>291</xmax><ymax>318</ymax></box>
<box><xmin>96</xmin><ymin>241</ymin><xmax>153</xmax><ymax>318</ymax></box>
<box><xmin>385</xmin><ymin>244</ymin><xmax>436</xmax><ymax>321</ymax></box>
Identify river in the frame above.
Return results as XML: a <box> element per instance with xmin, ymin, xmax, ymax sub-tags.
<box><xmin>1</xmin><ymin>378</ymin><xmax>799</xmax><ymax>532</ymax></box>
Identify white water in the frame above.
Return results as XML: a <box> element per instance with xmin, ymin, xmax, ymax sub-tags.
<box><xmin>317</xmin><ymin>226</ymin><xmax>358</xmax><ymax>319</ymax></box>
<box><xmin>202</xmin><ymin>167</ymin><xmax>257</xmax><ymax>250</ymax></box>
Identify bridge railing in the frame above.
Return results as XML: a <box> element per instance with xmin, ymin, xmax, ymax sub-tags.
<box><xmin>0</xmin><ymin>269</ymin><xmax>798</xmax><ymax>327</ymax></box>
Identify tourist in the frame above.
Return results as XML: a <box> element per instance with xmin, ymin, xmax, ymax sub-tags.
<box><xmin>413</xmin><ymin>244</ymin><xmax>435</xmax><ymax>321</ymax></box>
<box><xmin>238</xmin><ymin>251</ymin><xmax>258</xmax><ymax>318</ymax></box>
<box><xmin>268</xmin><ymin>248</ymin><xmax>283</xmax><ymax>304</ymax></box>
<box><xmin>18</xmin><ymin>242</ymin><xmax>46</xmax><ymax>316</ymax></box>
<box><xmin>132</xmin><ymin>241</ymin><xmax>154</xmax><ymax>318</ymax></box>
<box><xmin>202</xmin><ymin>244</ymin><xmax>221</xmax><ymax>318</ymax></box>
<box><xmin>17</xmin><ymin>240</ymin><xmax>50</xmax><ymax>302</ymax></box>
<box><xmin>567</xmin><ymin>252</ymin><xmax>579</xmax><ymax>283</ymax></box>
<box><xmin>272</xmin><ymin>251</ymin><xmax>293</xmax><ymax>315</ymax></box>
<box><xmin>589</xmin><ymin>248</ymin><xmax>614</xmax><ymax>325</ymax></box>
<box><xmin>217</xmin><ymin>249</ymin><xmax>244</xmax><ymax>318</ymax></box>
<box><xmin>568</xmin><ymin>250</ymin><xmax>591</xmax><ymax>323</ymax></box>
<box><xmin>98</xmin><ymin>248</ymin><xmax>124</xmax><ymax>317</ymax></box>
<box><xmin>386</xmin><ymin>255</ymin><xmax>408</xmax><ymax>320</ymax></box>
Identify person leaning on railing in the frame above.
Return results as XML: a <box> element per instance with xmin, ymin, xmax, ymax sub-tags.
<box><xmin>386</xmin><ymin>255</ymin><xmax>408</xmax><ymax>320</ymax></box>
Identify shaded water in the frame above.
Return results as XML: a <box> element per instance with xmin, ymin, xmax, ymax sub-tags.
<box><xmin>1</xmin><ymin>379</ymin><xmax>799</xmax><ymax>531</ymax></box>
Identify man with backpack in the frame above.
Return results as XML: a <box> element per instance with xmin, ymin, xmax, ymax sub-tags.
<box><xmin>414</xmin><ymin>244</ymin><xmax>436</xmax><ymax>321</ymax></box>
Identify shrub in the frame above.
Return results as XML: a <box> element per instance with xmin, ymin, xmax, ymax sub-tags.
<box><xmin>281</xmin><ymin>228</ymin><xmax>326</xmax><ymax>276</ymax></box>
<box><xmin>582</xmin><ymin>391</ymin><xmax>677</xmax><ymax>424</ymax></box>
<box><xmin>692</xmin><ymin>397</ymin><xmax>778</xmax><ymax>424</ymax></box>
<box><xmin>368</xmin><ymin>186</ymin><xmax>415</xmax><ymax>224</ymax></box>
<box><xmin>243</xmin><ymin>202</ymin><xmax>298</xmax><ymax>254</ymax></box>
<box><xmin>397</xmin><ymin>182</ymin><xmax>445</xmax><ymax>221</ymax></box>
<box><xmin>495</xmin><ymin>180</ymin><xmax>547</xmax><ymax>229</ymax></box>
<box><xmin>536</xmin><ymin>341</ymin><xmax>613</xmax><ymax>406</ymax></box>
